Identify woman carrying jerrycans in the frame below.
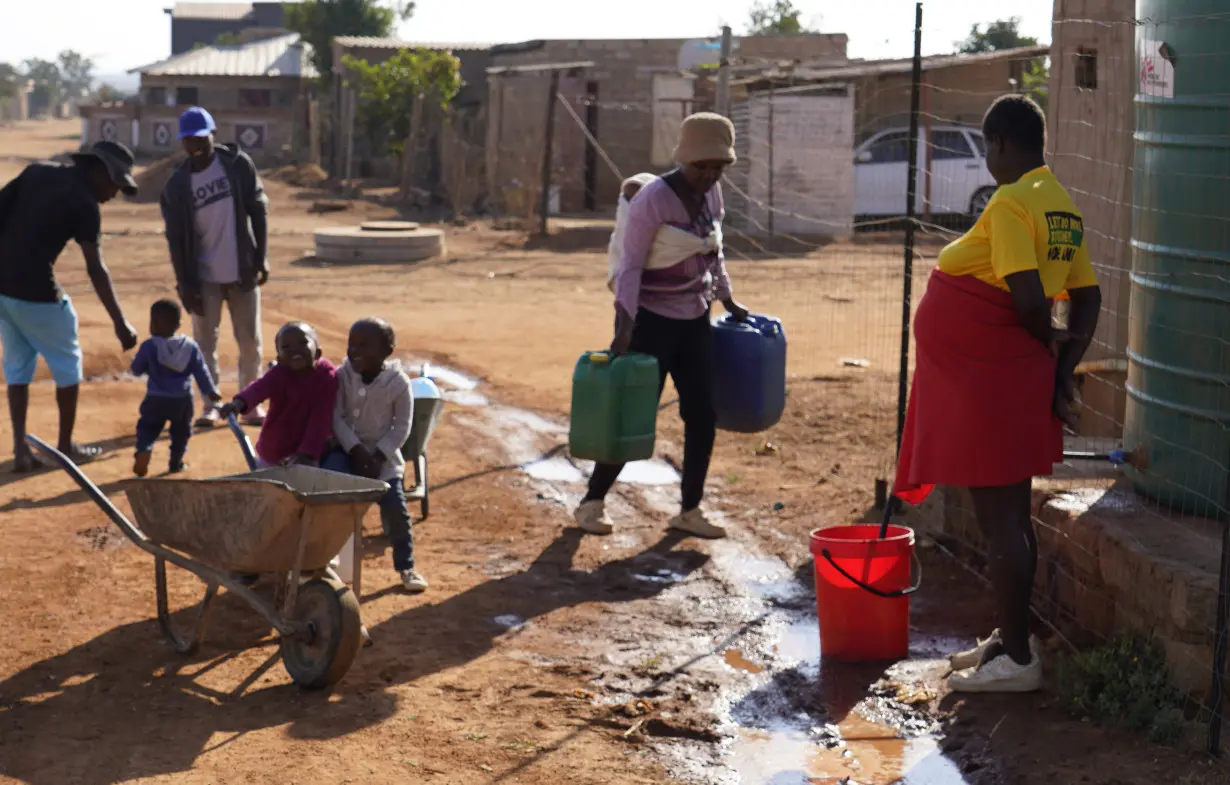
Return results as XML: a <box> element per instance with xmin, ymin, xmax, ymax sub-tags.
<box><xmin>573</xmin><ymin>112</ymin><xmax>753</xmax><ymax>541</ymax></box>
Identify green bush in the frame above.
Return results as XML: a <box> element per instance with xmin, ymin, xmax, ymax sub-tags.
<box><xmin>1057</xmin><ymin>632</ymin><xmax>1186</xmax><ymax>745</ymax></box>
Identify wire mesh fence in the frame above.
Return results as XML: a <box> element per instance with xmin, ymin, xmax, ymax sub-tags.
<box><xmin>480</xmin><ymin>2</ymin><xmax>1230</xmax><ymax>756</ymax></box>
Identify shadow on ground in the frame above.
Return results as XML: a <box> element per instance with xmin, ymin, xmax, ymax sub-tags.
<box><xmin>0</xmin><ymin>528</ymin><xmax>708</xmax><ymax>784</ymax></box>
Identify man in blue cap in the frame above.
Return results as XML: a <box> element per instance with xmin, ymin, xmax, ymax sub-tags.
<box><xmin>0</xmin><ymin>141</ymin><xmax>140</xmax><ymax>471</ymax></box>
<box><xmin>160</xmin><ymin>106</ymin><xmax>269</xmax><ymax>427</ymax></box>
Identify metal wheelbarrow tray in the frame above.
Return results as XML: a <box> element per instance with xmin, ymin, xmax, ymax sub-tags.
<box><xmin>27</xmin><ymin>434</ymin><xmax>388</xmax><ymax>689</ymax></box>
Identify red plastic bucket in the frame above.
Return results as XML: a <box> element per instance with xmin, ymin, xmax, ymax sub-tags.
<box><xmin>809</xmin><ymin>524</ymin><xmax>918</xmax><ymax>662</ymax></box>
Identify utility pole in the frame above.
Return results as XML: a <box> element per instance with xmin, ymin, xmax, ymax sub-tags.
<box><xmin>716</xmin><ymin>26</ymin><xmax>733</xmax><ymax>116</ymax></box>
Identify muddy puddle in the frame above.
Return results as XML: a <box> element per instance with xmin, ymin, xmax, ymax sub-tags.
<box><xmin>415</xmin><ymin>358</ymin><xmax>680</xmax><ymax>495</ymax></box>
<box><xmin>420</xmin><ymin>360</ymin><xmax>974</xmax><ymax>785</ymax></box>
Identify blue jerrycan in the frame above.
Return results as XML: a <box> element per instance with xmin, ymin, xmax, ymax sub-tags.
<box><xmin>711</xmin><ymin>314</ymin><xmax>786</xmax><ymax>433</ymax></box>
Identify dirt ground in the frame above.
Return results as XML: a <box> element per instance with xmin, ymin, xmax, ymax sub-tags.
<box><xmin>0</xmin><ymin>119</ymin><xmax>1222</xmax><ymax>784</ymax></box>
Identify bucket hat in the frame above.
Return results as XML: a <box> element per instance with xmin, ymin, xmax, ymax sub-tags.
<box><xmin>70</xmin><ymin>140</ymin><xmax>139</xmax><ymax>196</ymax></box>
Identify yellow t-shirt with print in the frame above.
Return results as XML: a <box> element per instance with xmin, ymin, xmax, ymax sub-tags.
<box><xmin>936</xmin><ymin>166</ymin><xmax>1099</xmax><ymax>298</ymax></box>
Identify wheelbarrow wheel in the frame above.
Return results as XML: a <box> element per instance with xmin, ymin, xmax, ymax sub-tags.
<box><xmin>281</xmin><ymin>577</ymin><xmax>362</xmax><ymax>689</ymax></box>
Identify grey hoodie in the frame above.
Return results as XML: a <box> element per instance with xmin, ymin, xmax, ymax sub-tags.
<box><xmin>153</xmin><ymin>335</ymin><xmax>196</xmax><ymax>373</ymax></box>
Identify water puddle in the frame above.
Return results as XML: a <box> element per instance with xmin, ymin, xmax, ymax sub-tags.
<box><xmin>414</xmin><ymin>356</ymin><xmax>971</xmax><ymax>785</ymax></box>
<box><xmin>774</xmin><ymin>619</ymin><xmax>821</xmax><ymax>668</ymax></box>
<box><xmin>493</xmin><ymin>614</ymin><xmax>526</xmax><ymax>630</ymax></box>
<box><xmin>523</xmin><ymin>456</ymin><xmax>585</xmax><ymax>483</ymax></box>
<box><xmin>712</xmin><ymin>546</ymin><xmax>802</xmax><ymax>602</ymax></box>
<box><xmin>427</xmin><ymin>361</ymin><xmax>681</xmax><ymax>489</ymax></box>
<box><xmin>418</xmin><ymin>362</ymin><xmax>479</xmax><ymax>391</ymax></box>
<box><xmin>619</xmin><ymin>460</ymin><xmax>681</xmax><ymax>485</ymax></box>
<box><xmin>724</xmin><ymin>649</ymin><xmax>765</xmax><ymax>674</ymax></box>
<box><xmin>444</xmin><ymin>389</ymin><xmax>490</xmax><ymax>407</ymax></box>
<box><xmin>731</xmin><ymin>711</ymin><xmax>967</xmax><ymax>785</ymax></box>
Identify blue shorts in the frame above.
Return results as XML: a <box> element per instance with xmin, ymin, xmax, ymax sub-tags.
<box><xmin>0</xmin><ymin>294</ymin><xmax>83</xmax><ymax>387</ymax></box>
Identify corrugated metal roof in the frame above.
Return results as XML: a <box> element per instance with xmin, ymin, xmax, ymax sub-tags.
<box><xmin>486</xmin><ymin>60</ymin><xmax>595</xmax><ymax>76</ymax></box>
<box><xmin>168</xmin><ymin>2</ymin><xmax>253</xmax><ymax>20</ymax></box>
<box><xmin>735</xmin><ymin>44</ymin><xmax>1050</xmax><ymax>84</ymax></box>
<box><xmin>136</xmin><ymin>32</ymin><xmax>318</xmax><ymax>78</ymax></box>
<box><xmin>333</xmin><ymin>36</ymin><xmax>490</xmax><ymax>51</ymax></box>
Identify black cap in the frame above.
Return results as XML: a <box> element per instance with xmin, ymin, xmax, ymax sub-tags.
<box><xmin>71</xmin><ymin>140</ymin><xmax>139</xmax><ymax>196</ymax></box>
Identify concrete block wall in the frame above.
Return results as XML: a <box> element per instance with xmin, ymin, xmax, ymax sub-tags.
<box><xmin>81</xmin><ymin>103</ymin><xmax>299</xmax><ymax>164</ymax></box>
<box><xmin>731</xmin><ymin>89</ymin><xmax>855</xmax><ymax>239</ymax></box>
<box><xmin>487</xmin><ymin>35</ymin><xmax>849</xmax><ymax>214</ymax></box>
<box><xmin>1047</xmin><ymin>0</ymin><xmax>1137</xmax><ymax>440</ymax></box>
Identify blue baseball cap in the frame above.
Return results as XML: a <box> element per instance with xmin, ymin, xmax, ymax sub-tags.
<box><xmin>178</xmin><ymin>107</ymin><xmax>216</xmax><ymax>139</ymax></box>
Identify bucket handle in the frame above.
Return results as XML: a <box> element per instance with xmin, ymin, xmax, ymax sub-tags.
<box><xmin>818</xmin><ymin>547</ymin><xmax>922</xmax><ymax>598</ymax></box>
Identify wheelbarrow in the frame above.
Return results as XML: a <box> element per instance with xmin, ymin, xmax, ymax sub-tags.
<box><xmin>402</xmin><ymin>370</ymin><xmax>445</xmax><ymax>520</ymax></box>
<box><xmin>26</xmin><ymin>433</ymin><xmax>389</xmax><ymax>689</ymax></box>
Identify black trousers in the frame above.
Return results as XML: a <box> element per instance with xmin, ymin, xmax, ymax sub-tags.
<box><xmin>585</xmin><ymin>309</ymin><xmax>716</xmax><ymax>511</ymax></box>
<box><xmin>135</xmin><ymin>394</ymin><xmax>194</xmax><ymax>465</ymax></box>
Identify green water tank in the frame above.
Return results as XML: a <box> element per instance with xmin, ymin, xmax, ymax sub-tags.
<box><xmin>569</xmin><ymin>351</ymin><xmax>660</xmax><ymax>464</ymax></box>
<box><xmin>1124</xmin><ymin>0</ymin><xmax>1230</xmax><ymax>519</ymax></box>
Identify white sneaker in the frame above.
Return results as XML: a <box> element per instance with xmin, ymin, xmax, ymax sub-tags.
<box><xmin>401</xmin><ymin>569</ymin><xmax>429</xmax><ymax>593</ymax></box>
<box><xmin>574</xmin><ymin>500</ymin><xmax>614</xmax><ymax>535</ymax></box>
<box><xmin>669</xmin><ymin>508</ymin><xmax>727</xmax><ymax>539</ymax></box>
<box><xmin>949</xmin><ymin>652</ymin><xmax>1043</xmax><ymax>693</ymax></box>
<box><xmin>949</xmin><ymin>630</ymin><xmax>1041</xmax><ymax>671</ymax></box>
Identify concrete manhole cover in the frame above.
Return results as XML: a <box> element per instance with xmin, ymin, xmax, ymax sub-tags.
<box><xmin>361</xmin><ymin>221</ymin><xmax>420</xmax><ymax>232</ymax></box>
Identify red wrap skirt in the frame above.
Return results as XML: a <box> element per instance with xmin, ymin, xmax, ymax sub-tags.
<box><xmin>893</xmin><ymin>270</ymin><xmax>1062</xmax><ymax>505</ymax></box>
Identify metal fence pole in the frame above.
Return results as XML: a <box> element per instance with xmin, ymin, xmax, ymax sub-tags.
<box><xmin>1208</xmin><ymin>454</ymin><xmax>1230</xmax><ymax>755</ymax></box>
<box><xmin>896</xmin><ymin>1</ymin><xmax>924</xmax><ymax>453</ymax></box>
<box><xmin>539</xmin><ymin>70</ymin><xmax>560</xmax><ymax>236</ymax></box>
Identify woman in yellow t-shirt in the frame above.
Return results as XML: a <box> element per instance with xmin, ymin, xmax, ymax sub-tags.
<box><xmin>893</xmin><ymin>95</ymin><xmax>1103</xmax><ymax>694</ymax></box>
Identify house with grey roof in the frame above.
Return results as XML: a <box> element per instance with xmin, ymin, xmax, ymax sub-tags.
<box><xmin>165</xmin><ymin>2</ymin><xmax>289</xmax><ymax>55</ymax></box>
<box><xmin>80</xmin><ymin>32</ymin><xmax>317</xmax><ymax>164</ymax></box>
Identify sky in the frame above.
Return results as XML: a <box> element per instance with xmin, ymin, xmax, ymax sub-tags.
<box><xmin>1</xmin><ymin>0</ymin><xmax>1053</xmax><ymax>80</ymax></box>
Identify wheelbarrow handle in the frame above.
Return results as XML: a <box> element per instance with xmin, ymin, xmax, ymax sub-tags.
<box><xmin>227</xmin><ymin>413</ymin><xmax>259</xmax><ymax>471</ymax></box>
<box><xmin>25</xmin><ymin>434</ymin><xmax>150</xmax><ymax>548</ymax></box>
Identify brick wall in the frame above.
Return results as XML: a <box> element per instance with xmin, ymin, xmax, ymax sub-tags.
<box><xmin>487</xmin><ymin>35</ymin><xmax>849</xmax><ymax>214</ymax></box>
<box><xmin>1048</xmin><ymin>0</ymin><xmax>1136</xmax><ymax>439</ymax></box>
<box><xmin>909</xmin><ymin>482</ymin><xmax>1220</xmax><ymax>697</ymax></box>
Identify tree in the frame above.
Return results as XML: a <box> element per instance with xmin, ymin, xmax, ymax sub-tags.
<box><xmin>23</xmin><ymin>58</ymin><xmax>61</xmax><ymax>115</ymax></box>
<box><xmin>342</xmin><ymin>48</ymin><xmax>460</xmax><ymax>158</ymax></box>
<box><xmin>1021</xmin><ymin>58</ymin><xmax>1049</xmax><ymax>113</ymax></box>
<box><xmin>0</xmin><ymin>63</ymin><xmax>20</xmax><ymax>100</ymax></box>
<box><xmin>57</xmin><ymin>50</ymin><xmax>94</xmax><ymax>98</ymax></box>
<box><xmin>955</xmin><ymin>18</ymin><xmax>1048</xmax><ymax>112</ymax></box>
<box><xmin>286</xmin><ymin>0</ymin><xmax>414</xmax><ymax>80</ymax></box>
<box><xmin>955</xmin><ymin>17</ymin><xmax>1038</xmax><ymax>54</ymax></box>
<box><xmin>746</xmin><ymin>0</ymin><xmax>814</xmax><ymax>35</ymax></box>
<box><xmin>94</xmin><ymin>84</ymin><xmax>130</xmax><ymax>104</ymax></box>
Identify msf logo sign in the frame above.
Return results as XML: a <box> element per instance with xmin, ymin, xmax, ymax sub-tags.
<box><xmin>1140</xmin><ymin>40</ymin><xmax>1176</xmax><ymax>98</ymax></box>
